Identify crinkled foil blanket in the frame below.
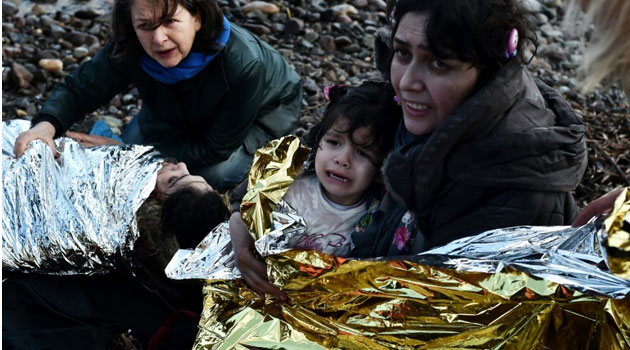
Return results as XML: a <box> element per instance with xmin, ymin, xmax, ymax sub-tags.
<box><xmin>2</xmin><ymin>120</ymin><xmax>162</xmax><ymax>274</ymax></box>
<box><xmin>166</xmin><ymin>137</ymin><xmax>630</xmax><ymax>349</ymax></box>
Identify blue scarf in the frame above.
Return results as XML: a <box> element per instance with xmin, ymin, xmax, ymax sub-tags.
<box><xmin>140</xmin><ymin>16</ymin><xmax>231</xmax><ymax>84</ymax></box>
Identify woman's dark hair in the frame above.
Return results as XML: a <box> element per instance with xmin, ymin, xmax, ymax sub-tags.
<box><xmin>305</xmin><ymin>81</ymin><xmax>401</xmax><ymax>168</ymax></box>
<box><xmin>161</xmin><ymin>186</ymin><xmax>229</xmax><ymax>248</ymax></box>
<box><xmin>111</xmin><ymin>0</ymin><xmax>224</xmax><ymax>60</ymax></box>
<box><xmin>386</xmin><ymin>0</ymin><xmax>537</xmax><ymax>81</ymax></box>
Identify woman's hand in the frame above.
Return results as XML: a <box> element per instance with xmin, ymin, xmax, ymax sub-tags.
<box><xmin>572</xmin><ymin>187</ymin><xmax>624</xmax><ymax>227</ymax></box>
<box><xmin>13</xmin><ymin>121</ymin><xmax>58</xmax><ymax>158</ymax></box>
<box><xmin>229</xmin><ymin>212</ymin><xmax>288</xmax><ymax>301</ymax></box>
<box><xmin>65</xmin><ymin>131</ymin><xmax>123</xmax><ymax>147</ymax></box>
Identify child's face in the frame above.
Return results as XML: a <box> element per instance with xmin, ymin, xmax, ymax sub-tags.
<box><xmin>314</xmin><ymin>118</ymin><xmax>382</xmax><ymax>206</ymax></box>
<box><xmin>156</xmin><ymin>161</ymin><xmax>213</xmax><ymax>199</ymax></box>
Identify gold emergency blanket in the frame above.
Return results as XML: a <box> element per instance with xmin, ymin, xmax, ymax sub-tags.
<box><xmin>196</xmin><ymin>255</ymin><xmax>630</xmax><ymax>350</ymax></box>
<box><xmin>605</xmin><ymin>187</ymin><xmax>630</xmax><ymax>279</ymax></box>
<box><xmin>191</xmin><ymin>138</ymin><xmax>630</xmax><ymax>350</ymax></box>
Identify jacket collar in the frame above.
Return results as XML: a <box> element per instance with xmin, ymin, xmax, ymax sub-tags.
<box><xmin>383</xmin><ymin>61</ymin><xmax>586</xmax><ymax>213</ymax></box>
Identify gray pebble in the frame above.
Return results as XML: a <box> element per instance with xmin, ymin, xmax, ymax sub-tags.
<box><xmin>334</xmin><ymin>35</ymin><xmax>353</xmax><ymax>47</ymax></box>
<box><xmin>285</xmin><ymin>18</ymin><xmax>304</xmax><ymax>35</ymax></box>
<box><xmin>122</xmin><ymin>94</ymin><xmax>135</xmax><ymax>104</ymax></box>
<box><xmin>303</xmin><ymin>30</ymin><xmax>319</xmax><ymax>43</ymax></box>
<box><xmin>303</xmin><ymin>78</ymin><xmax>319</xmax><ymax>95</ymax></box>
<box><xmin>319</xmin><ymin>35</ymin><xmax>336</xmax><ymax>52</ymax></box>
<box><xmin>2</xmin><ymin>1</ymin><xmax>19</xmax><ymax>16</ymax></box>
<box><xmin>73</xmin><ymin>46</ymin><xmax>89</xmax><ymax>59</ymax></box>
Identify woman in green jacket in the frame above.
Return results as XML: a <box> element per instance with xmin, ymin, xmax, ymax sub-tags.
<box><xmin>13</xmin><ymin>0</ymin><xmax>303</xmax><ymax>192</ymax></box>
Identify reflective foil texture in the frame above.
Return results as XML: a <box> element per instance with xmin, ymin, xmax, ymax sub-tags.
<box><xmin>2</xmin><ymin>120</ymin><xmax>162</xmax><ymax>274</ymax></box>
<box><xmin>165</xmin><ymin>222</ymin><xmax>242</xmax><ymax>280</ymax></box>
<box><xmin>163</xmin><ymin>135</ymin><xmax>630</xmax><ymax>349</ymax></box>
<box><xmin>166</xmin><ymin>136</ymin><xmax>309</xmax><ymax>280</ymax></box>
<box><xmin>193</xmin><ymin>221</ymin><xmax>630</xmax><ymax>349</ymax></box>
<box><xmin>604</xmin><ymin>187</ymin><xmax>630</xmax><ymax>279</ymax></box>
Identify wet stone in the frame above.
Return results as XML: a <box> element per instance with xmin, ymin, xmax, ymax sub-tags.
<box><xmin>303</xmin><ymin>78</ymin><xmax>319</xmax><ymax>95</ymax></box>
<box><xmin>73</xmin><ymin>46</ymin><xmax>89</xmax><ymax>59</ymax></box>
<box><xmin>242</xmin><ymin>1</ymin><xmax>279</xmax><ymax>15</ymax></box>
<box><xmin>299</xmin><ymin>39</ymin><xmax>313</xmax><ymax>49</ymax></box>
<box><xmin>540</xmin><ymin>23</ymin><xmax>563</xmax><ymax>38</ymax></box>
<box><xmin>74</xmin><ymin>8</ymin><xmax>103</xmax><ymax>19</ymax></box>
<box><xmin>241</xmin><ymin>22</ymin><xmax>271</xmax><ymax>36</ymax></box>
<box><xmin>271</xmin><ymin>22</ymin><xmax>285</xmax><ymax>33</ymax></box>
<box><xmin>334</xmin><ymin>35</ymin><xmax>352</xmax><ymax>47</ymax></box>
<box><xmin>40</xmin><ymin>15</ymin><xmax>55</xmax><ymax>27</ymax></box>
<box><xmin>2</xmin><ymin>1</ymin><xmax>19</xmax><ymax>16</ymax></box>
<box><xmin>305</xmin><ymin>12</ymin><xmax>320</xmax><ymax>22</ymax></box>
<box><xmin>351</xmin><ymin>0</ymin><xmax>368</xmax><ymax>8</ymax></box>
<box><xmin>319</xmin><ymin>35</ymin><xmax>336</xmax><ymax>52</ymax></box>
<box><xmin>331</xmin><ymin>4</ymin><xmax>358</xmax><ymax>18</ymax></box>
<box><xmin>342</xmin><ymin>44</ymin><xmax>361</xmax><ymax>53</ymax></box>
<box><xmin>39</xmin><ymin>58</ymin><xmax>63</xmax><ymax>72</ymax></box>
<box><xmin>36</xmin><ymin>49</ymin><xmax>61</xmax><ymax>60</ymax></box>
<box><xmin>49</xmin><ymin>24</ymin><xmax>67</xmax><ymax>39</ymax></box>
<box><xmin>122</xmin><ymin>94</ymin><xmax>135</xmax><ymax>104</ymax></box>
<box><xmin>3</xmin><ymin>46</ymin><xmax>22</xmax><ymax>58</ymax></box>
<box><xmin>9</xmin><ymin>62</ymin><xmax>33</xmax><ymax>89</ymax></box>
<box><xmin>368</xmin><ymin>0</ymin><xmax>387</xmax><ymax>11</ymax></box>
<box><xmin>336</xmin><ymin>15</ymin><xmax>352</xmax><ymax>24</ymax></box>
<box><xmin>303</xmin><ymin>30</ymin><xmax>319</xmax><ymax>43</ymax></box>
<box><xmin>284</xmin><ymin>17</ymin><xmax>304</xmax><ymax>35</ymax></box>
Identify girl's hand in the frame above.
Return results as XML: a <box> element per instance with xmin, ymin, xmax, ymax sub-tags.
<box><xmin>65</xmin><ymin>131</ymin><xmax>123</xmax><ymax>147</ymax></box>
<box><xmin>229</xmin><ymin>212</ymin><xmax>288</xmax><ymax>302</ymax></box>
<box><xmin>14</xmin><ymin>121</ymin><xmax>58</xmax><ymax>158</ymax></box>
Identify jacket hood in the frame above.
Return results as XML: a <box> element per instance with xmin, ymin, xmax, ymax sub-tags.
<box><xmin>384</xmin><ymin>62</ymin><xmax>587</xmax><ymax>214</ymax></box>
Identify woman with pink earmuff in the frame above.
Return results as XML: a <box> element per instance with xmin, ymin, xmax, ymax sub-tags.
<box><xmin>351</xmin><ymin>0</ymin><xmax>588</xmax><ymax>257</ymax></box>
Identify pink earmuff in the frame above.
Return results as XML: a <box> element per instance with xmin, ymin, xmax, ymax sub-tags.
<box><xmin>505</xmin><ymin>28</ymin><xmax>519</xmax><ymax>59</ymax></box>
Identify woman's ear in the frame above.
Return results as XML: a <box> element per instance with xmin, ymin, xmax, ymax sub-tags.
<box><xmin>194</xmin><ymin>14</ymin><xmax>201</xmax><ymax>31</ymax></box>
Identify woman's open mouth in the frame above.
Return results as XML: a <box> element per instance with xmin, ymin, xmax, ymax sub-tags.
<box><xmin>403</xmin><ymin>100</ymin><xmax>431</xmax><ymax>116</ymax></box>
<box><xmin>156</xmin><ymin>48</ymin><xmax>176</xmax><ymax>57</ymax></box>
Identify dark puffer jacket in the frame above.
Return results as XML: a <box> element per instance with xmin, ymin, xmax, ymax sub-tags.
<box><xmin>352</xmin><ymin>62</ymin><xmax>587</xmax><ymax>257</ymax></box>
<box><xmin>34</xmin><ymin>23</ymin><xmax>302</xmax><ymax>169</ymax></box>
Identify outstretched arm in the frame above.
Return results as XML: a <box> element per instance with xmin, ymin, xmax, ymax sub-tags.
<box><xmin>65</xmin><ymin>131</ymin><xmax>122</xmax><ymax>147</ymax></box>
<box><xmin>229</xmin><ymin>212</ymin><xmax>287</xmax><ymax>301</ymax></box>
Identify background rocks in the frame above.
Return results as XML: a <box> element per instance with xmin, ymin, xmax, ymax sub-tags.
<box><xmin>2</xmin><ymin>0</ymin><xmax>628</xmax><ymax>206</ymax></box>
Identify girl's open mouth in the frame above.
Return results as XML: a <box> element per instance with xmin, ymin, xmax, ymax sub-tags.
<box><xmin>327</xmin><ymin>171</ymin><xmax>350</xmax><ymax>183</ymax></box>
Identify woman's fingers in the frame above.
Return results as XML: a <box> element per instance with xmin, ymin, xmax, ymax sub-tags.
<box><xmin>230</xmin><ymin>212</ymin><xmax>288</xmax><ymax>301</ymax></box>
<box><xmin>235</xmin><ymin>247</ymin><xmax>288</xmax><ymax>301</ymax></box>
<box><xmin>14</xmin><ymin>121</ymin><xmax>57</xmax><ymax>158</ymax></box>
<box><xmin>572</xmin><ymin>188</ymin><xmax>624</xmax><ymax>227</ymax></box>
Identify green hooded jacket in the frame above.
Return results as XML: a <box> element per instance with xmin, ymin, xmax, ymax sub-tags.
<box><xmin>34</xmin><ymin>23</ymin><xmax>303</xmax><ymax>168</ymax></box>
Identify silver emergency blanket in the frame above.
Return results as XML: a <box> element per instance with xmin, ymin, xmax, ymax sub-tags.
<box><xmin>165</xmin><ymin>222</ymin><xmax>240</xmax><ymax>280</ymax></box>
<box><xmin>167</xmin><ymin>211</ymin><xmax>629</xmax><ymax>299</ymax></box>
<box><xmin>165</xmin><ymin>200</ymin><xmax>305</xmax><ymax>280</ymax></box>
<box><xmin>2</xmin><ymin>120</ymin><xmax>163</xmax><ymax>275</ymax></box>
